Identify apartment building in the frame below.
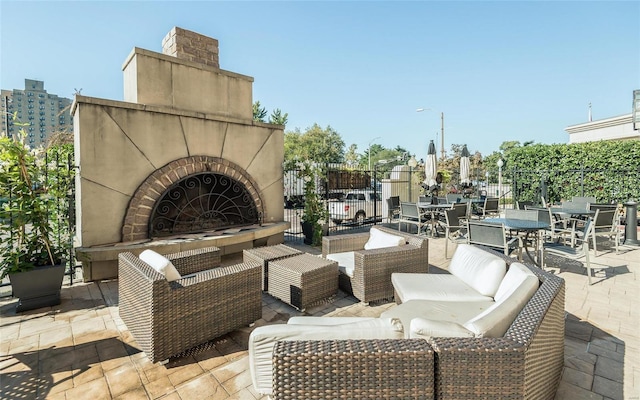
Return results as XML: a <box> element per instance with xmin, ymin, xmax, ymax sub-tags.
<box><xmin>1</xmin><ymin>79</ymin><xmax>73</xmax><ymax>148</ymax></box>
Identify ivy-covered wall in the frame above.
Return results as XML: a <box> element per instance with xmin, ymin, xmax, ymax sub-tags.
<box><xmin>506</xmin><ymin>140</ymin><xmax>640</xmax><ymax>204</ymax></box>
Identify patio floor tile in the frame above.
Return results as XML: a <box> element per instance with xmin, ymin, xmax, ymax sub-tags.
<box><xmin>1</xmin><ymin>228</ymin><xmax>638</xmax><ymax>399</ymax></box>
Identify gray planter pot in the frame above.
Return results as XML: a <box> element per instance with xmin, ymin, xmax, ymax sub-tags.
<box><xmin>9</xmin><ymin>263</ymin><xmax>65</xmax><ymax>312</ymax></box>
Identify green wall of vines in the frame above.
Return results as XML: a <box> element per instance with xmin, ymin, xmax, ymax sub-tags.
<box><xmin>505</xmin><ymin>140</ymin><xmax>640</xmax><ymax>204</ymax></box>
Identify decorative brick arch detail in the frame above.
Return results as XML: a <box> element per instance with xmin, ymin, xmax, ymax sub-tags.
<box><xmin>122</xmin><ymin>156</ymin><xmax>264</xmax><ymax>242</ymax></box>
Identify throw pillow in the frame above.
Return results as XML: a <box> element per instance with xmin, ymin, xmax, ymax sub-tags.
<box><xmin>364</xmin><ymin>227</ymin><xmax>406</xmax><ymax>250</ymax></box>
<box><xmin>139</xmin><ymin>249</ymin><xmax>182</xmax><ymax>282</ymax></box>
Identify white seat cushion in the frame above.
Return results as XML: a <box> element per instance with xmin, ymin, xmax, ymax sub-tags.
<box><xmin>409</xmin><ymin>318</ymin><xmax>475</xmax><ymax>339</ymax></box>
<box><xmin>249</xmin><ymin>318</ymin><xmax>404</xmax><ymax>395</ymax></box>
<box><xmin>448</xmin><ymin>244</ymin><xmax>507</xmax><ymax>297</ymax></box>
<box><xmin>381</xmin><ymin>299</ymin><xmax>495</xmax><ymax>337</ymax></box>
<box><xmin>391</xmin><ymin>273</ymin><xmax>495</xmax><ymax>303</ymax></box>
<box><xmin>364</xmin><ymin>227</ymin><xmax>406</xmax><ymax>250</ymax></box>
<box><xmin>287</xmin><ymin>316</ymin><xmax>376</xmax><ymax>326</ymax></box>
<box><xmin>138</xmin><ymin>249</ymin><xmax>182</xmax><ymax>282</ymax></box>
<box><xmin>326</xmin><ymin>251</ymin><xmax>355</xmax><ymax>277</ymax></box>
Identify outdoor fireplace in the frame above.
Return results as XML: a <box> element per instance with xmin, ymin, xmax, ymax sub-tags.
<box><xmin>149</xmin><ymin>172</ymin><xmax>260</xmax><ymax>237</ymax></box>
<box><xmin>73</xmin><ymin>27</ymin><xmax>287</xmax><ymax>281</ymax></box>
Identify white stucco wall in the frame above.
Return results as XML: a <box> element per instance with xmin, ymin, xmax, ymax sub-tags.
<box><xmin>565</xmin><ymin>114</ymin><xmax>639</xmax><ymax>144</ymax></box>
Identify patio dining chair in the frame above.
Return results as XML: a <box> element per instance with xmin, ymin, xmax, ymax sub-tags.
<box><xmin>588</xmin><ymin>205</ymin><xmax>620</xmax><ymax>256</ymax></box>
<box><xmin>398</xmin><ymin>201</ymin><xmax>429</xmax><ymax>235</ymax></box>
<box><xmin>473</xmin><ymin>197</ymin><xmax>500</xmax><ymax>219</ymax></box>
<box><xmin>386</xmin><ymin>196</ymin><xmax>401</xmax><ymax>222</ymax></box>
<box><xmin>543</xmin><ymin>216</ymin><xmax>596</xmax><ymax>284</ymax></box>
<box><xmin>442</xmin><ymin>208</ymin><xmax>468</xmax><ymax>258</ymax></box>
<box><xmin>467</xmin><ymin>221</ymin><xmax>522</xmax><ymax>259</ymax></box>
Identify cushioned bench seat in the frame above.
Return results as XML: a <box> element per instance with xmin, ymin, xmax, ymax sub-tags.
<box><xmin>385</xmin><ymin>260</ymin><xmax>540</xmax><ymax>339</ymax></box>
<box><xmin>392</xmin><ymin>243</ymin><xmax>507</xmax><ymax>303</ymax></box>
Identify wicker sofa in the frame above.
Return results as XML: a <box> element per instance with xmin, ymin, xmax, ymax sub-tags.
<box><xmin>322</xmin><ymin>226</ymin><xmax>429</xmax><ymax>303</ymax></box>
<box><xmin>119</xmin><ymin>246</ymin><xmax>262</xmax><ymax>363</ymax></box>
<box><xmin>266</xmin><ymin>246</ymin><xmax>565</xmax><ymax>399</ymax></box>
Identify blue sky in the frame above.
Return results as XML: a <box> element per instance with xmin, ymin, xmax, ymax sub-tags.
<box><xmin>1</xmin><ymin>1</ymin><xmax>638</xmax><ymax>158</ymax></box>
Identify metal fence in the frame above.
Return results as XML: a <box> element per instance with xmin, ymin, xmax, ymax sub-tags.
<box><xmin>284</xmin><ymin>165</ymin><xmax>640</xmax><ymax>243</ymax></box>
<box><xmin>284</xmin><ymin>164</ymin><xmax>475</xmax><ymax>241</ymax></box>
<box><xmin>0</xmin><ymin>151</ymin><xmax>78</xmax><ymax>293</ymax></box>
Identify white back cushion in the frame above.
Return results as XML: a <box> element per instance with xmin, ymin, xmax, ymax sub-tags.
<box><xmin>494</xmin><ymin>262</ymin><xmax>538</xmax><ymax>303</ymax></box>
<box><xmin>364</xmin><ymin>227</ymin><xmax>406</xmax><ymax>250</ymax></box>
<box><xmin>463</xmin><ymin>272</ymin><xmax>539</xmax><ymax>337</ymax></box>
<box><xmin>139</xmin><ymin>250</ymin><xmax>182</xmax><ymax>282</ymax></box>
<box><xmin>448</xmin><ymin>244</ymin><xmax>506</xmax><ymax>297</ymax></box>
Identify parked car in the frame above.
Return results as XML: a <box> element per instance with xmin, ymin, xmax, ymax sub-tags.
<box><xmin>328</xmin><ymin>190</ymin><xmax>382</xmax><ymax>225</ymax></box>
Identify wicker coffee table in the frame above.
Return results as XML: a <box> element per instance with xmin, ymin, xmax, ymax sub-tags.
<box><xmin>243</xmin><ymin>244</ymin><xmax>303</xmax><ymax>290</ymax></box>
<box><xmin>267</xmin><ymin>253</ymin><xmax>338</xmax><ymax>311</ymax></box>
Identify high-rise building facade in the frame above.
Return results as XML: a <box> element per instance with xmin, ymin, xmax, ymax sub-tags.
<box><xmin>1</xmin><ymin>79</ymin><xmax>73</xmax><ymax>148</ymax></box>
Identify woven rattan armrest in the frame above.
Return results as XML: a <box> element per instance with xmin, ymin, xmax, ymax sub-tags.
<box><xmin>167</xmin><ymin>246</ymin><xmax>221</xmax><ymax>275</ymax></box>
<box><xmin>322</xmin><ymin>232</ymin><xmax>370</xmax><ymax>257</ymax></box>
<box><xmin>272</xmin><ymin>339</ymin><xmax>435</xmax><ymax>400</ymax></box>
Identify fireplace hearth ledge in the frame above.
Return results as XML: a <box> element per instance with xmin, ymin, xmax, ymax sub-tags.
<box><xmin>75</xmin><ymin>221</ymin><xmax>289</xmax><ymax>281</ymax></box>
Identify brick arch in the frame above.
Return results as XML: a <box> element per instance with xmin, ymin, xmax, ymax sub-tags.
<box><xmin>122</xmin><ymin>156</ymin><xmax>264</xmax><ymax>242</ymax></box>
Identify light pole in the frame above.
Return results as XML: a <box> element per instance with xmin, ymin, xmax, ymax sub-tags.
<box><xmin>408</xmin><ymin>155</ymin><xmax>418</xmax><ymax>202</ymax></box>
<box><xmin>484</xmin><ymin>171</ymin><xmax>489</xmax><ymax>198</ymax></box>
<box><xmin>368</xmin><ymin>136</ymin><xmax>381</xmax><ymax>171</ymax></box>
<box><xmin>497</xmin><ymin>158</ymin><xmax>504</xmax><ymax>208</ymax></box>
<box><xmin>416</xmin><ymin>108</ymin><xmax>445</xmax><ymax>161</ymax></box>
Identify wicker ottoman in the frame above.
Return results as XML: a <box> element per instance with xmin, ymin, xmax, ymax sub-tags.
<box><xmin>243</xmin><ymin>244</ymin><xmax>303</xmax><ymax>291</ymax></box>
<box><xmin>267</xmin><ymin>253</ymin><xmax>338</xmax><ymax>311</ymax></box>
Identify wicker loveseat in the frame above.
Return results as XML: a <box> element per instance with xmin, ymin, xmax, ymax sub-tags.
<box><xmin>119</xmin><ymin>246</ymin><xmax>262</xmax><ymax>363</ymax></box>
<box><xmin>268</xmin><ymin>246</ymin><xmax>565</xmax><ymax>399</ymax></box>
<box><xmin>322</xmin><ymin>226</ymin><xmax>429</xmax><ymax>303</ymax></box>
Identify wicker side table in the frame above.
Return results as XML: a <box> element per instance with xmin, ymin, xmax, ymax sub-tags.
<box><xmin>268</xmin><ymin>253</ymin><xmax>338</xmax><ymax>311</ymax></box>
<box><xmin>243</xmin><ymin>244</ymin><xmax>303</xmax><ymax>291</ymax></box>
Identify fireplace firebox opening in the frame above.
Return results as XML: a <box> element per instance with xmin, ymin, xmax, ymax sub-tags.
<box><xmin>149</xmin><ymin>172</ymin><xmax>260</xmax><ymax>238</ymax></box>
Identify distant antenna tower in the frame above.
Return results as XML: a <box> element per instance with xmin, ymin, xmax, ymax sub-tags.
<box><xmin>588</xmin><ymin>102</ymin><xmax>592</xmax><ymax>122</ymax></box>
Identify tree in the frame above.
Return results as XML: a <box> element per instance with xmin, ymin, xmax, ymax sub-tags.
<box><xmin>269</xmin><ymin>108</ymin><xmax>288</xmax><ymax>126</ymax></box>
<box><xmin>252</xmin><ymin>101</ymin><xmax>267</xmax><ymax>122</ymax></box>
<box><xmin>284</xmin><ymin>124</ymin><xmax>345</xmax><ymax>165</ymax></box>
<box><xmin>344</xmin><ymin>144</ymin><xmax>359</xmax><ymax>167</ymax></box>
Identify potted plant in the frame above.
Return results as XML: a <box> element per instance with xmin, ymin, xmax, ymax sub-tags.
<box><xmin>0</xmin><ymin>121</ymin><xmax>70</xmax><ymax>312</ymax></box>
<box><xmin>298</xmin><ymin>163</ymin><xmax>328</xmax><ymax>246</ymax></box>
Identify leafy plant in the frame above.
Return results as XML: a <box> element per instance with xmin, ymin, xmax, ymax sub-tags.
<box><xmin>0</xmin><ymin>118</ymin><xmax>73</xmax><ymax>278</ymax></box>
<box><xmin>299</xmin><ymin>163</ymin><xmax>328</xmax><ymax>246</ymax></box>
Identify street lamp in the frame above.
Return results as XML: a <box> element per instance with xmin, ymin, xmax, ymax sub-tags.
<box><xmin>497</xmin><ymin>158</ymin><xmax>504</xmax><ymax>208</ymax></box>
<box><xmin>416</xmin><ymin>108</ymin><xmax>445</xmax><ymax>161</ymax></box>
<box><xmin>368</xmin><ymin>136</ymin><xmax>381</xmax><ymax>171</ymax></box>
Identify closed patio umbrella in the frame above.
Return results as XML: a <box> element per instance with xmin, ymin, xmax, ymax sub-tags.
<box><xmin>424</xmin><ymin>140</ymin><xmax>438</xmax><ymax>191</ymax></box>
<box><xmin>460</xmin><ymin>144</ymin><xmax>471</xmax><ymax>186</ymax></box>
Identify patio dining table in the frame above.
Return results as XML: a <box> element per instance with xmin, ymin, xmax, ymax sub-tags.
<box><xmin>484</xmin><ymin>217</ymin><xmax>550</xmax><ymax>267</ymax></box>
<box><xmin>417</xmin><ymin>202</ymin><xmax>453</xmax><ymax>237</ymax></box>
<box><xmin>549</xmin><ymin>207</ymin><xmax>595</xmax><ymax>218</ymax></box>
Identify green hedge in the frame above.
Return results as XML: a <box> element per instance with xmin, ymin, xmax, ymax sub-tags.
<box><xmin>506</xmin><ymin>141</ymin><xmax>640</xmax><ymax>204</ymax></box>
